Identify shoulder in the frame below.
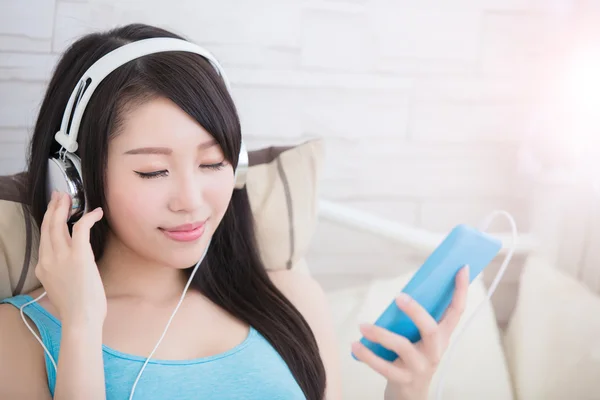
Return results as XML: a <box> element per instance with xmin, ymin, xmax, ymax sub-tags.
<box><xmin>267</xmin><ymin>270</ymin><xmax>343</xmax><ymax>400</ymax></box>
<box><xmin>266</xmin><ymin>270</ymin><xmax>334</xmax><ymax>327</ymax></box>
<box><xmin>0</xmin><ymin>299</ymin><xmax>47</xmax><ymax>360</ymax></box>
<box><xmin>0</xmin><ymin>301</ymin><xmax>51</xmax><ymax>398</ymax></box>
<box><xmin>267</xmin><ymin>269</ymin><xmax>326</xmax><ymax>307</ymax></box>
<box><xmin>266</xmin><ymin>270</ymin><xmax>333</xmax><ymax>340</ymax></box>
<box><xmin>0</xmin><ymin>299</ymin><xmax>41</xmax><ymax>343</ymax></box>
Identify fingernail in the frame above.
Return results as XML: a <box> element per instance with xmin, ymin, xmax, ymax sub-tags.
<box><xmin>396</xmin><ymin>293</ymin><xmax>410</xmax><ymax>305</ymax></box>
<box><xmin>51</xmin><ymin>191</ymin><xmax>57</xmax><ymax>200</ymax></box>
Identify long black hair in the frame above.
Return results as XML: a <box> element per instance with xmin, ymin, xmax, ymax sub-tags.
<box><xmin>25</xmin><ymin>23</ymin><xmax>326</xmax><ymax>400</ymax></box>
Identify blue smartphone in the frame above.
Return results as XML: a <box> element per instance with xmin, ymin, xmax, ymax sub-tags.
<box><xmin>353</xmin><ymin>224</ymin><xmax>502</xmax><ymax>362</ymax></box>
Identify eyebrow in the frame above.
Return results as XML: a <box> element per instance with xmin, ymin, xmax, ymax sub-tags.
<box><xmin>124</xmin><ymin>139</ymin><xmax>217</xmax><ymax>155</ymax></box>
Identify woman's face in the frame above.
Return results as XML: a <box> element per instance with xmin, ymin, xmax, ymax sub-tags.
<box><xmin>104</xmin><ymin>96</ymin><xmax>235</xmax><ymax>269</ymax></box>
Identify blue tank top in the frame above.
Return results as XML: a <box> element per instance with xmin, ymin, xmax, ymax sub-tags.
<box><xmin>2</xmin><ymin>295</ymin><xmax>306</xmax><ymax>400</ymax></box>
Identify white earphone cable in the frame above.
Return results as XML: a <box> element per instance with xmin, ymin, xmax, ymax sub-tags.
<box><xmin>434</xmin><ymin>210</ymin><xmax>518</xmax><ymax>400</ymax></box>
<box><xmin>128</xmin><ymin>249</ymin><xmax>206</xmax><ymax>400</ymax></box>
<box><xmin>20</xmin><ymin>291</ymin><xmax>57</xmax><ymax>371</ymax></box>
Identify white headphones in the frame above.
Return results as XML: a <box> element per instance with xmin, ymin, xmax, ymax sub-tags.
<box><xmin>46</xmin><ymin>37</ymin><xmax>249</xmax><ymax>222</ymax></box>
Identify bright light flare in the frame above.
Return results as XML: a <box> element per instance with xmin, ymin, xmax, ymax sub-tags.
<box><xmin>520</xmin><ymin>43</ymin><xmax>600</xmax><ymax>186</ymax></box>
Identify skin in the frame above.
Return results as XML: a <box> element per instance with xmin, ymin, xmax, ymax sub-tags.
<box><xmin>0</xmin><ymin>96</ymin><xmax>469</xmax><ymax>400</ymax></box>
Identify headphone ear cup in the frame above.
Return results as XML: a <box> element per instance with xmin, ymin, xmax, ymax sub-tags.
<box><xmin>47</xmin><ymin>152</ymin><xmax>87</xmax><ymax>222</ymax></box>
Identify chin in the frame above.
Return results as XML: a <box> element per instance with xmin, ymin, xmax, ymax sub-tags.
<box><xmin>158</xmin><ymin>240</ymin><xmax>212</xmax><ymax>270</ymax></box>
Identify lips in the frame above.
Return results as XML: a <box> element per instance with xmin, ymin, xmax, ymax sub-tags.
<box><xmin>164</xmin><ymin>222</ymin><xmax>205</xmax><ymax>232</ymax></box>
<box><xmin>160</xmin><ymin>221</ymin><xmax>207</xmax><ymax>242</ymax></box>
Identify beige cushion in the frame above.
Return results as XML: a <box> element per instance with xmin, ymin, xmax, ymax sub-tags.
<box><xmin>327</xmin><ymin>269</ymin><xmax>514</xmax><ymax>400</ymax></box>
<box><xmin>503</xmin><ymin>255</ymin><xmax>600</xmax><ymax>400</ymax></box>
<box><xmin>0</xmin><ymin>174</ymin><xmax>39</xmax><ymax>300</ymax></box>
<box><xmin>0</xmin><ymin>139</ymin><xmax>324</xmax><ymax>300</ymax></box>
<box><xmin>247</xmin><ymin>139</ymin><xmax>323</xmax><ymax>271</ymax></box>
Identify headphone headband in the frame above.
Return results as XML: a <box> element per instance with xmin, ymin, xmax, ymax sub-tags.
<box><xmin>55</xmin><ymin>37</ymin><xmax>231</xmax><ymax>153</ymax></box>
<box><xmin>51</xmin><ymin>37</ymin><xmax>247</xmax><ymax>193</ymax></box>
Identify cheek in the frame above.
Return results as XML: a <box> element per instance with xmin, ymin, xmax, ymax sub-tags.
<box><xmin>104</xmin><ymin>171</ymin><xmax>161</xmax><ymax>236</ymax></box>
<box><xmin>111</xmin><ymin>190</ymin><xmax>155</xmax><ymax>222</ymax></box>
<box><xmin>204</xmin><ymin>170</ymin><xmax>235</xmax><ymax>220</ymax></box>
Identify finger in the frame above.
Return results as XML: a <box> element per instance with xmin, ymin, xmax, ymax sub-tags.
<box><xmin>49</xmin><ymin>192</ymin><xmax>72</xmax><ymax>254</ymax></box>
<box><xmin>351</xmin><ymin>341</ymin><xmax>413</xmax><ymax>384</ymax></box>
<box><xmin>359</xmin><ymin>323</ymin><xmax>426</xmax><ymax>371</ymax></box>
<box><xmin>39</xmin><ymin>191</ymin><xmax>58</xmax><ymax>255</ymax></box>
<box><xmin>395</xmin><ymin>293</ymin><xmax>441</xmax><ymax>366</ymax></box>
<box><xmin>72</xmin><ymin>207</ymin><xmax>103</xmax><ymax>249</ymax></box>
<box><xmin>439</xmin><ymin>265</ymin><xmax>470</xmax><ymax>336</ymax></box>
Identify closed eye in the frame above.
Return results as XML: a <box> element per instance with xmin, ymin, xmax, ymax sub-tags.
<box><xmin>202</xmin><ymin>162</ymin><xmax>225</xmax><ymax>171</ymax></box>
<box><xmin>135</xmin><ymin>170</ymin><xmax>168</xmax><ymax>179</ymax></box>
<box><xmin>134</xmin><ymin>162</ymin><xmax>225</xmax><ymax>179</ymax></box>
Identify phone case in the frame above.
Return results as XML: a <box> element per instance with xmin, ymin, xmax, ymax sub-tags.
<box><xmin>353</xmin><ymin>224</ymin><xmax>502</xmax><ymax>362</ymax></box>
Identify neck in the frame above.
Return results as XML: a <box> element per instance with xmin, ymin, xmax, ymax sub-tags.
<box><xmin>97</xmin><ymin>232</ymin><xmax>191</xmax><ymax>304</ymax></box>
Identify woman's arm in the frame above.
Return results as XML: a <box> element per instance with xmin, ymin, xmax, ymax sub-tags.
<box><xmin>53</xmin><ymin>320</ymin><xmax>106</xmax><ymax>399</ymax></box>
<box><xmin>31</xmin><ymin>191</ymin><xmax>108</xmax><ymax>399</ymax></box>
<box><xmin>268</xmin><ymin>270</ymin><xmax>344</xmax><ymax>400</ymax></box>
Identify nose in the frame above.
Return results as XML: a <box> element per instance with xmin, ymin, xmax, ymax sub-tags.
<box><xmin>168</xmin><ymin>171</ymin><xmax>203</xmax><ymax>213</ymax></box>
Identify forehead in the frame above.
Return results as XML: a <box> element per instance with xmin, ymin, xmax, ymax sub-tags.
<box><xmin>111</xmin><ymin>96</ymin><xmax>215</xmax><ymax>149</ymax></box>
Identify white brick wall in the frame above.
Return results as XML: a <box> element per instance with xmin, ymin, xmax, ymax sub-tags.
<box><xmin>0</xmin><ymin>0</ymin><xmax>55</xmax><ymax>50</ymax></box>
<box><xmin>0</xmin><ymin>81</ymin><xmax>47</xmax><ymax>128</ymax></box>
<box><xmin>1</xmin><ymin>0</ymin><xmax>561</xmax><ymax>282</ymax></box>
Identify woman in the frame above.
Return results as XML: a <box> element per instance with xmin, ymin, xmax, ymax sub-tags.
<box><xmin>0</xmin><ymin>23</ymin><xmax>469</xmax><ymax>400</ymax></box>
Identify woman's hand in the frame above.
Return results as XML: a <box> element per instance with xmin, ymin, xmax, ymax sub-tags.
<box><xmin>35</xmin><ymin>191</ymin><xmax>107</xmax><ymax>328</ymax></box>
<box><xmin>351</xmin><ymin>266</ymin><xmax>470</xmax><ymax>400</ymax></box>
